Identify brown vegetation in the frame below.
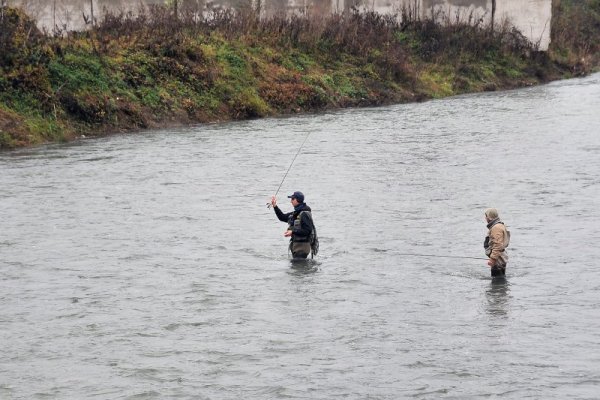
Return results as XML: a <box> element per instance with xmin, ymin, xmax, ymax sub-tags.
<box><xmin>0</xmin><ymin>2</ymin><xmax>598</xmax><ymax>149</ymax></box>
<box><xmin>551</xmin><ymin>0</ymin><xmax>600</xmax><ymax>73</ymax></box>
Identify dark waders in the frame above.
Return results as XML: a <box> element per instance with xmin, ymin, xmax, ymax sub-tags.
<box><xmin>289</xmin><ymin>241</ymin><xmax>311</xmax><ymax>259</ymax></box>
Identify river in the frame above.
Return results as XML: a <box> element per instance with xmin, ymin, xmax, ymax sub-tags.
<box><xmin>1</xmin><ymin>73</ymin><xmax>599</xmax><ymax>399</ymax></box>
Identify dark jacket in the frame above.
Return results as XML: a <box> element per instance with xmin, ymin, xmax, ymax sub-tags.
<box><xmin>273</xmin><ymin>203</ymin><xmax>314</xmax><ymax>242</ymax></box>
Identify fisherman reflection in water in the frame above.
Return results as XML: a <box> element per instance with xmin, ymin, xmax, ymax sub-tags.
<box><xmin>270</xmin><ymin>191</ymin><xmax>316</xmax><ymax>259</ymax></box>
<box><xmin>484</xmin><ymin>208</ymin><xmax>510</xmax><ymax>277</ymax></box>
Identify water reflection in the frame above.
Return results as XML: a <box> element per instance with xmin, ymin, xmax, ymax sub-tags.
<box><xmin>288</xmin><ymin>259</ymin><xmax>320</xmax><ymax>275</ymax></box>
<box><xmin>485</xmin><ymin>278</ymin><xmax>511</xmax><ymax>317</ymax></box>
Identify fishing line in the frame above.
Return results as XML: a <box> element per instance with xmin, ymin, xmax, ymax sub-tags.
<box><xmin>391</xmin><ymin>252</ymin><xmax>487</xmax><ymax>260</ymax></box>
<box><xmin>264</xmin><ymin>133</ymin><xmax>488</xmax><ymax>263</ymax></box>
<box><xmin>267</xmin><ymin>130</ymin><xmax>312</xmax><ymax>208</ymax></box>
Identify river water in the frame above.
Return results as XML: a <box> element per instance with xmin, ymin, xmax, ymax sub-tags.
<box><xmin>1</xmin><ymin>73</ymin><xmax>599</xmax><ymax>399</ymax></box>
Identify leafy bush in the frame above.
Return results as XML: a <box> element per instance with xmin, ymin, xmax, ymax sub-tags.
<box><xmin>551</xmin><ymin>0</ymin><xmax>600</xmax><ymax>71</ymax></box>
<box><xmin>0</xmin><ymin>7</ymin><xmax>50</xmax><ymax>69</ymax></box>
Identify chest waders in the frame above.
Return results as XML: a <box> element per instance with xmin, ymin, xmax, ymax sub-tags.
<box><xmin>288</xmin><ymin>211</ymin><xmax>317</xmax><ymax>259</ymax></box>
<box><xmin>484</xmin><ymin>219</ymin><xmax>510</xmax><ymax>277</ymax></box>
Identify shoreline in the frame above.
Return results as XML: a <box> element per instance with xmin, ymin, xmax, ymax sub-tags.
<box><xmin>7</xmin><ymin>73</ymin><xmax>593</xmax><ymax>154</ymax></box>
<box><xmin>1</xmin><ymin>4</ymin><xmax>598</xmax><ymax>149</ymax></box>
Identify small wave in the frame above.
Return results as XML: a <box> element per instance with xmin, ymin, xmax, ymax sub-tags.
<box><xmin>370</xmin><ymin>247</ymin><xmax>389</xmax><ymax>253</ymax></box>
<box><xmin>78</xmin><ymin>156</ymin><xmax>115</xmax><ymax>162</ymax></box>
<box><xmin>124</xmin><ymin>390</ymin><xmax>161</xmax><ymax>399</ymax></box>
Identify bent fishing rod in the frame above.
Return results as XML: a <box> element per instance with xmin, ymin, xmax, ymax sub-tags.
<box><xmin>266</xmin><ymin>130</ymin><xmax>312</xmax><ymax>209</ymax></box>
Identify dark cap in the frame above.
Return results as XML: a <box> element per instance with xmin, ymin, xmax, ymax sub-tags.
<box><xmin>287</xmin><ymin>191</ymin><xmax>304</xmax><ymax>203</ymax></box>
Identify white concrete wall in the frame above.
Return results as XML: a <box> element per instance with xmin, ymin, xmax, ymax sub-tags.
<box><xmin>4</xmin><ymin>0</ymin><xmax>98</xmax><ymax>32</ymax></box>
<box><xmin>419</xmin><ymin>0</ymin><xmax>492</xmax><ymax>24</ymax></box>
<box><xmin>4</xmin><ymin>0</ymin><xmax>155</xmax><ymax>32</ymax></box>
<box><xmin>5</xmin><ymin>0</ymin><xmax>551</xmax><ymax>50</ymax></box>
<box><xmin>495</xmin><ymin>0</ymin><xmax>552</xmax><ymax>49</ymax></box>
<box><xmin>4</xmin><ymin>0</ymin><xmax>224</xmax><ymax>32</ymax></box>
<box><xmin>337</xmin><ymin>0</ymin><xmax>551</xmax><ymax>50</ymax></box>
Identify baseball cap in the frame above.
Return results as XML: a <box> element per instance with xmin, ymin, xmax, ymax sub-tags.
<box><xmin>287</xmin><ymin>191</ymin><xmax>304</xmax><ymax>203</ymax></box>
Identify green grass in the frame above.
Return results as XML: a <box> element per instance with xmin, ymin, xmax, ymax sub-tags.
<box><xmin>0</xmin><ymin>4</ymin><xmax>595</xmax><ymax>148</ymax></box>
<box><xmin>48</xmin><ymin>53</ymin><xmax>111</xmax><ymax>93</ymax></box>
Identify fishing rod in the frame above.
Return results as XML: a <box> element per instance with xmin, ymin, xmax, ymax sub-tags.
<box><xmin>267</xmin><ymin>130</ymin><xmax>312</xmax><ymax>209</ymax></box>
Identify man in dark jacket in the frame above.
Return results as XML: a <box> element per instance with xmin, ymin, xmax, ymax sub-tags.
<box><xmin>270</xmin><ymin>191</ymin><xmax>315</xmax><ymax>259</ymax></box>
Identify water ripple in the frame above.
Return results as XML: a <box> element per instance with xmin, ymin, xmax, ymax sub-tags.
<box><xmin>1</xmin><ymin>74</ymin><xmax>599</xmax><ymax>399</ymax></box>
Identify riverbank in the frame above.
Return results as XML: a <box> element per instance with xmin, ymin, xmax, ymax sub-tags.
<box><xmin>1</xmin><ymin>1</ymin><xmax>599</xmax><ymax>149</ymax></box>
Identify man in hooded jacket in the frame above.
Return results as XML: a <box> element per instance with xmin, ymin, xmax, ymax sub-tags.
<box><xmin>484</xmin><ymin>208</ymin><xmax>510</xmax><ymax>277</ymax></box>
<box><xmin>270</xmin><ymin>191</ymin><xmax>314</xmax><ymax>259</ymax></box>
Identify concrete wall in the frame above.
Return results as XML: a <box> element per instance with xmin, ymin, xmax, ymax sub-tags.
<box><xmin>495</xmin><ymin>0</ymin><xmax>552</xmax><ymax>49</ymax></box>
<box><xmin>2</xmin><ymin>0</ymin><xmax>238</xmax><ymax>32</ymax></box>
<box><xmin>4</xmin><ymin>0</ymin><xmax>551</xmax><ymax>50</ymax></box>
<box><xmin>342</xmin><ymin>0</ymin><xmax>551</xmax><ymax>49</ymax></box>
<box><xmin>2</xmin><ymin>0</ymin><xmax>160</xmax><ymax>32</ymax></box>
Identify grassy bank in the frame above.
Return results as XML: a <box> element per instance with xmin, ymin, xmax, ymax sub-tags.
<box><xmin>1</xmin><ymin>2</ymin><xmax>598</xmax><ymax>149</ymax></box>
